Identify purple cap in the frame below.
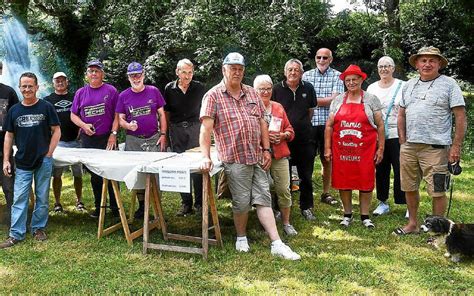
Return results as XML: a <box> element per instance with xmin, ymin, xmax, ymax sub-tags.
<box><xmin>87</xmin><ymin>59</ymin><xmax>104</xmax><ymax>69</ymax></box>
<box><xmin>127</xmin><ymin>62</ymin><xmax>143</xmax><ymax>75</ymax></box>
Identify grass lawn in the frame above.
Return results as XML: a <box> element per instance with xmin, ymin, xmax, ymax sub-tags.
<box><xmin>0</xmin><ymin>155</ymin><xmax>473</xmax><ymax>294</ymax></box>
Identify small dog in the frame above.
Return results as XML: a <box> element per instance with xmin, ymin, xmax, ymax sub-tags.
<box><xmin>421</xmin><ymin>215</ymin><xmax>474</xmax><ymax>262</ymax></box>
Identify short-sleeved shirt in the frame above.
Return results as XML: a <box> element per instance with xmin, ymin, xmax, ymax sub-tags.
<box><xmin>164</xmin><ymin>80</ymin><xmax>205</xmax><ymax>123</ymax></box>
<box><xmin>116</xmin><ymin>85</ymin><xmax>165</xmax><ymax>138</ymax></box>
<box><xmin>71</xmin><ymin>83</ymin><xmax>118</xmax><ymax>136</ymax></box>
<box><xmin>200</xmin><ymin>81</ymin><xmax>264</xmax><ymax>165</ymax></box>
<box><xmin>272</xmin><ymin>80</ymin><xmax>317</xmax><ymax>144</ymax></box>
<box><xmin>400</xmin><ymin>75</ymin><xmax>465</xmax><ymax>145</ymax></box>
<box><xmin>0</xmin><ymin>83</ymin><xmax>19</xmax><ymax>147</ymax></box>
<box><xmin>329</xmin><ymin>91</ymin><xmax>383</xmax><ymax>128</ymax></box>
<box><xmin>367</xmin><ymin>79</ymin><xmax>405</xmax><ymax>139</ymax></box>
<box><xmin>44</xmin><ymin>92</ymin><xmax>79</xmax><ymax>142</ymax></box>
<box><xmin>302</xmin><ymin>67</ymin><xmax>344</xmax><ymax>126</ymax></box>
<box><xmin>4</xmin><ymin>99</ymin><xmax>60</xmax><ymax>170</ymax></box>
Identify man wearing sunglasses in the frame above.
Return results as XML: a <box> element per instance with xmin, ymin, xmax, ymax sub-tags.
<box><xmin>302</xmin><ymin>48</ymin><xmax>344</xmax><ymax>206</ymax></box>
<box><xmin>70</xmin><ymin>60</ymin><xmax>120</xmax><ymax>218</ymax></box>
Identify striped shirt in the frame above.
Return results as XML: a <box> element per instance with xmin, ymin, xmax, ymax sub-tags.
<box><xmin>302</xmin><ymin>67</ymin><xmax>344</xmax><ymax>126</ymax></box>
<box><xmin>200</xmin><ymin>81</ymin><xmax>264</xmax><ymax>165</ymax></box>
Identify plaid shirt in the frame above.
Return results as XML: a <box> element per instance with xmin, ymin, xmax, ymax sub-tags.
<box><xmin>302</xmin><ymin>67</ymin><xmax>344</xmax><ymax>126</ymax></box>
<box><xmin>200</xmin><ymin>81</ymin><xmax>264</xmax><ymax>165</ymax></box>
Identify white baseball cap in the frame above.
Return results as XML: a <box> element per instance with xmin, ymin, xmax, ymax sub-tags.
<box><xmin>53</xmin><ymin>72</ymin><xmax>67</xmax><ymax>79</ymax></box>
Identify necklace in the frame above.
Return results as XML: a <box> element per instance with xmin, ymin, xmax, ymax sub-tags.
<box><xmin>410</xmin><ymin>75</ymin><xmax>440</xmax><ymax>100</ymax></box>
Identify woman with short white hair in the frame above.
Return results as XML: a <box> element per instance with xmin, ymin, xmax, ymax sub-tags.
<box><xmin>254</xmin><ymin>74</ymin><xmax>297</xmax><ymax>236</ymax></box>
<box><xmin>367</xmin><ymin>56</ymin><xmax>407</xmax><ymax>217</ymax></box>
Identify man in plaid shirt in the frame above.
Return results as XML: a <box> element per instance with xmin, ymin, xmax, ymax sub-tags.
<box><xmin>302</xmin><ymin>48</ymin><xmax>344</xmax><ymax>206</ymax></box>
<box><xmin>199</xmin><ymin>53</ymin><xmax>300</xmax><ymax>260</ymax></box>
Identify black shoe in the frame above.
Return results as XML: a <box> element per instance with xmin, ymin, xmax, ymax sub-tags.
<box><xmin>111</xmin><ymin>209</ymin><xmax>120</xmax><ymax>218</ymax></box>
<box><xmin>195</xmin><ymin>205</ymin><xmax>202</xmax><ymax>216</ymax></box>
<box><xmin>134</xmin><ymin>201</ymin><xmax>145</xmax><ymax>219</ymax></box>
<box><xmin>0</xmin><ymin>236</ymin><xmax>20</xmax><ymax>249</ymax></box>
<box><xmin>90</xmin><ymin>208</ymin><xmax>100</xmax><ymax>218</ymax></box>
<box><xmin>176</xmin><ymin>204</ymin><xmax>193</xmax><ymax>217</ymax></box>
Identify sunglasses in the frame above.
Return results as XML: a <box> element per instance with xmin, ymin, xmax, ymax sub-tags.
<box><xmin>316</xmin><ymin>56</ymin><xmax>329</xmax><ymax>60</ymax></box>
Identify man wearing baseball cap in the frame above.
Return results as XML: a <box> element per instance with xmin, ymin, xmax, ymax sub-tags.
<box><xmin>394</xmin><ymin>46</ymin><xmax>467</xmax><ymax>235</ymax></box>
<box><xmin>199</xmin><ymin>52</ymin><xmax>300</xmax><ymax>260</ymax></box>
<box><xmin>70</xmin><ymin>59</ymin><xmax>120</xmax><ymax>218</ymax></box>
<box><xmin>116</xmin><ymin>61</ymin><xmax>167</xmax><ymax>218</ymax></box>
<box><xmin>44</xmin><ymin>72</ymin><xmax>84</xmax><ymax>213</ymax></box>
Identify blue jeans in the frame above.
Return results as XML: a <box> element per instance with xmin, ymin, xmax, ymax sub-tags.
<box><xmin>9</xmin><ymin>156</ymin><xmax>53</xmax><ymax>240</ymax></box>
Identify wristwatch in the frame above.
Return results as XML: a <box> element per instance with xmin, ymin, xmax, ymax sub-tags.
<box><xmin>111</xmin><ymin>131</ymin><xmax>117</xmax><ymax>136</ymax></box>
<box><xmin>263</xmin><ymin>148</ymin><xmax>272</xmax><ymax>153</ymax></box>
<box><xmin>160</xmin><ymin>132</ymin><xmax>166</xmax><ymax>136</ymax></box>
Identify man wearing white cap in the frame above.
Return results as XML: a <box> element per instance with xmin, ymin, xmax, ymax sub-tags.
<box><xmin>44</xmin><ymin>72</ymin><xmax>84</xmax><ymax>213</ymax></box>
<box><xmin>394</xmin><ymin>46</ymin><xmax>467</xmax><ymax>235</ymax></box>
<box><xmin>199</xmin><ymin>52</ymin><xmax>300</xmax><ymax>260</ymax></box>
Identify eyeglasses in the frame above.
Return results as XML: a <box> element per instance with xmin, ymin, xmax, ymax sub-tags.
<box><xmin>19</xmin><ymin>85</ymin><xmax>36</xmax><ymax>90</ymax></box>
<box><xmin>257</xmin><ymin>87</ymin><xmax>272</xmax><ymax>93</ymax></box>
<box><xmin>378</xmin><ymin>65</ymin><xmax>393</xmax><ymax>69</ymax></box>
<box><xmin>87</xmin><ymin>69</ymin><xmax>102</xmax><ymax>74</ymax></box>
<box><xmin>344</xmin><ymin>78</ymin><xmax>361</xmax><ymax>83</ymax></box>
<box><xmin>316</xmin><ymin>56</ymin><xmax>329</xmax><ymax>60</ymax></box>
<box><xmin>128</xmin><ymin>73</ymin><xmax>143</xmax><ymax>79</ymax></box>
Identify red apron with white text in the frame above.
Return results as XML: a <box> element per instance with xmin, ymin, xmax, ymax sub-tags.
<box><xmin>331</xmin><ymin>93</ymin><xmax>377</xmax><ymax>191</ymax></box>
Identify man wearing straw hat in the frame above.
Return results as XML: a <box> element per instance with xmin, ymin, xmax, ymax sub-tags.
<box><xmin>393</xmin><ymin>46</ymin><xmax>467</xmax><ymax>235</ymax></box>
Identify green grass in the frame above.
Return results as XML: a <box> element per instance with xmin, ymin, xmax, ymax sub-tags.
<box><xmin>1</xmin><ymin>156</ymin><xmax>473</xmax><ymax>294</ymax></box>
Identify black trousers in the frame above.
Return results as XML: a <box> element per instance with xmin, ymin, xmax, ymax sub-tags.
<box><xmin>80</xmin><ymin>134</ymin><xmax>118</xmax><ymax>211</ymax></box>
<box><xmin>288</xmin><ymin>141</ymin><xmax>315</xmax><ymax>211</ymax></box>
<box><xmin>169</xmin><ymin>122</ymin><xmax>202</xmax><ymax>207</ymax></box>
<box><xmin>375</xmin><ymin>138</ymin><xmax>405</xmax><ymax>204</ymax></box>
<box><xmin>0</xmin><ymin>152</ymin><xmax>14</xmax><ymax>224</ymax></box>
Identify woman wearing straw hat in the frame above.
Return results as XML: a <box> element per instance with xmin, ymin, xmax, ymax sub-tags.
<box><xmin>324</xmin><ymin>64</ymin><xmax>385</xmax><ymax>228</ymax></box>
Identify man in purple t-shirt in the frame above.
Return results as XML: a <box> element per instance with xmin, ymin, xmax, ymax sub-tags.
<box><xmin>116</xmin><ymin>62</ymin><xmax>167</xmax><ymax>218</ymax></box>
<box><xmin>70</xmin><ymin>60</ymin><xmax>120</xmax><ymax>218</ymax></box>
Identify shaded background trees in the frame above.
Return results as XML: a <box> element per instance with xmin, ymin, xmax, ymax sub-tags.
<box><xmin>1</xmin><ymin>0</ymin><xmax>472</xmax><ymax>89</ymax></box>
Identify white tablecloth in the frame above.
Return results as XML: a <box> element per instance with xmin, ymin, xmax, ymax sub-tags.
<box><xmin>52</xmin><ymin>147</ymin><xmax>221</xmax><ymax>190</ymax></box>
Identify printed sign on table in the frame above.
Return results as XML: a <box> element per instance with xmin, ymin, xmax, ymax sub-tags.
<box><xmin>158</xmin><ymin>166</ymin><xmax>191</xmax><ymax>193</ymax></box>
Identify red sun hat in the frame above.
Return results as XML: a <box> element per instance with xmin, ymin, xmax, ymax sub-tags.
<box><xmin>339</xmin><ymin>64</ymin><xmax>367</xmax><ymax>81</ymax></box>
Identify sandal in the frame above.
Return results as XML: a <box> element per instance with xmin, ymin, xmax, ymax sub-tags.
<box><xmin>53</xmin><ymin>203</ymin><xmax>63</xmax><ymax>213</ymax></box>
<box><xmin>320</xmin><ymin>193</ymin><xmax>338</xmax><ymax>205</ymax></box>
<box><xmin>392</xmin><ymin>227</ymin><xmax>419</xmax><ymax>236</ymax></box>
<box><xmin>362</xmin><ymin>219</ymin><xmax>375</xmax><ymax>228</ymax></box>
<box><xmin>75</xmin><ymin>202</ymin><xmax>86</xmax><ymax>211</ymax></box>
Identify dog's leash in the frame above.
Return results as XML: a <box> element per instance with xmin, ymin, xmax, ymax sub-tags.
<box><xmin>446</xmin><ymin>177</ymin><xmax>454</xmax><ymax>218</ymax></box>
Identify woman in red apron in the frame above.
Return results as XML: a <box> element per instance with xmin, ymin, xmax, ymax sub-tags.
<box><xmin>324</xmin><ymin>65</ymin><xmax>385</xmax><ymax>228</ymax></box>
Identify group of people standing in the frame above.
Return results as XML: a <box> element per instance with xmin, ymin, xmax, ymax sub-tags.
<box><xmin>0</xmin><ymin>45</ymin><xmax>467</xmax><ymax>261</ymax></box>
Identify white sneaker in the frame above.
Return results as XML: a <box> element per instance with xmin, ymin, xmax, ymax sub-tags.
<box><xmin>340</xmin><ymin>216</ymin><xmax>353</xmax><ymax>227</ymax></box>
<box><xmin>362</xmin><ymin>219</ymin><xmax>375</xmax><ymax>228</ymax></box>
<box><xmin>283</xmin><ymin>224</ymin><xmax>298</xmax><ymax>236</ymax></box>
<box><xmin>271</xmin><ymin>242</ymin><xmax>301</xmax><ymax>260</ymax></box>
<box><xmin>405</xmin><ymin>209</ymin><xmax>409</xmax><ymax>219</ymax></box>
<box><xmin>373</xmin><ymin>202</ymin><xmax>390</xmax><ymax>216</ymax></box>
<box><xmin>235</xmin><ymin>237</ymin><xmax>250</xmax><ymax>252</ymax></box>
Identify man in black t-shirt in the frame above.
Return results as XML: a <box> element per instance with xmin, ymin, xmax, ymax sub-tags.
<box><xmin>44</xmin><ymin>72</ymin><xmax>84</xmax><ymax>213</ymax></box>
<box><xmin>273</xmin><ymin>59</ymin><xmax>318</xmax><ymax>221</ymax></box>
<box><xmin>0</xmin><ymin>61</ymin><xmax>19</xmax><ymax>226</ymax></box>
<box><xmin>0</xmin><ymin>72</ymin><xmax>60</xmax><ymax>249</ymax></box>
<box><xmin>164</xmin><ymin>59</ymin><xmax>206</xmax><ymax>216</ymax></box>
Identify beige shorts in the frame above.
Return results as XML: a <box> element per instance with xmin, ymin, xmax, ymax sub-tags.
<box><xmin>400</xmin><ymin>142</ymin><xmax>449</xmax><ymax>197</ymax></box>
<box><xmin>223</xmin><ymin>162</ymin><xmax>272</xmax><ymax>213</ymax></box>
